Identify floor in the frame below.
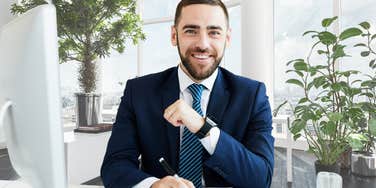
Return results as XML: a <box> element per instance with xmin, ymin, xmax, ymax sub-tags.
<box><xmin>0</xmin><ymin>149</ymin><xmax>18</xmax><ymax>181</ymax></box>
<box><xmin>1</xmin><ymin>148</ymin><xmax>375</xmax><ymax>187</ymax></box>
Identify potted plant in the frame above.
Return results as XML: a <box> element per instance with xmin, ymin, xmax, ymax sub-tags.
<box><xmin>11</xmin><ymin>0</ymin><xmax>145</xmax><ymax>128</ymax></box>
<box><xmin>349</xmin><ymin>21</ymin><xmax>376</xmax><ymax>176</ymax></box>
<box><xmin>274</xmin><ymin>16</ymin><xmax>367</xmax><ymax>174</ymax></box>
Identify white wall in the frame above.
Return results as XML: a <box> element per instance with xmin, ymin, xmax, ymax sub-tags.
<box><xmin>0</xmin><ymin>0</ymin><xmax>16</xmax><ymax>28</ymax></box>
<box><xmin>0</xmin><ymin>0</ymin><xmax>17</xmax><ymax>149</ymax></box>
<box><xmin>241</xmin><ymin>0</ymin><xmax>274</xmax><ymax>108</ymax></box>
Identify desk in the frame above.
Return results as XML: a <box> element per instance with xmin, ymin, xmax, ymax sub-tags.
<box><xmin>65</xmin><ymin>131</ymin><xmax>111</xmax><ymax>184</ymax></box>
<box><xmin>0</xmin><ymin>180</ymin><xmax>103</xmax><ymax>188</ymax></box>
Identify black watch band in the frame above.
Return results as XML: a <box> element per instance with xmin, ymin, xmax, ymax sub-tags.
<box><xmin>195</xmin><ymin>117</ymin><xmax>217</xmax><ymax>139</ymax></box>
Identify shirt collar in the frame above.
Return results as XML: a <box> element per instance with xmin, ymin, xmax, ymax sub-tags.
<box><xmin>177</xmin><ymin>63</ymin><xmax>218</xmax><ymax>93</ymax></box>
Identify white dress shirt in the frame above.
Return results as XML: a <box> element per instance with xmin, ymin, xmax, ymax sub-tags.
<box><xmin>133</xmin><ymin>64</ymin><xmax>221</xmax><ymax>188</ymax></box>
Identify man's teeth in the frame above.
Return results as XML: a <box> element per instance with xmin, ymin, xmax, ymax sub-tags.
<box><xmin>193</xmin><ymin>54</ymin><xmax>209</xmax><ymax>59</ymax></box>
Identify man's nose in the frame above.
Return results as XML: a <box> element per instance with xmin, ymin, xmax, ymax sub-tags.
<box><xmin>195</xmin><ymin>33</ymin><xmax>210</xmax><ymax>50</ymax></box>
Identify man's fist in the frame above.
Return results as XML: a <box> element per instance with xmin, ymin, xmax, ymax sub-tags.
<box><xmin>163</xmin><ymin>99</ymin><xmax>204</xmax><ymax>133</ymax></box>
<box><xmin>151</xmin><ymin>176</ymin><xmax>195</xmax><ymax>188</ymax></box>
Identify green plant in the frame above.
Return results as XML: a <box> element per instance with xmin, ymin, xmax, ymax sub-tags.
<box><xmin>274</xmin><ymin>16</ymin><xmax>368</xmax><ymax>165</ymax></box>
<box><xmin>349</xmin><ymin>22</ymin><xmax>376</xmax><ymax>154</ymax></box>
<box><xmin>11</xmin><ymin>0</ymin><xmax>145</xmax><ymax>93</ymax></box>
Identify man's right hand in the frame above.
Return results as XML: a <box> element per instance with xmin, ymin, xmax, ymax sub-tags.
<box><xmin>151</xmin><ymin>176</ymin><xmax>195</xmax><ymax>188</ymax></box>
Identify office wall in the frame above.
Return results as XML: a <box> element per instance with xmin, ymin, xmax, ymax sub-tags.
<box><xmin>0</xmin><ymin>0</ymin><xmax>16</xmax><ymax>28</ymax></box>
<box><xmin>0</xmin><ymin>0</ymin><xmax>16</xmax><ymax>149</ymax></box>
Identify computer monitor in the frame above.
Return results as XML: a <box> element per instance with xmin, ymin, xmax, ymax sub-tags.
<box><xmin>0</xmin><ymin>4</ymin><xmax>67</xmax><ymax>188</ymax></box>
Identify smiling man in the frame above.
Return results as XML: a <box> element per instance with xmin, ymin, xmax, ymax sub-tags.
<box><xmin>101</xmin><ymin>1</ymin><xmax>274</xmax><ymax>188</ymax></box>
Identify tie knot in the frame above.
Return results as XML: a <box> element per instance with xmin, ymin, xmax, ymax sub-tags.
<box><xmin>188</xmin><ymin>83</ymin><xmax>204</xmax><ymax>100</ymax></box>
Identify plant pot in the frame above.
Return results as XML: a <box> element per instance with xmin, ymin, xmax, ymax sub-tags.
<box><xmin>351</xmin><ymin>151</ymin><xmax>376</xmax><ymax>177</ymax></box>
<box><xmin>338</xmin><ymin>147</ymin><xmax>352</xmax><ymax>169</ymax></box>
<box><xmin>75</xmin><ymin>93</ymin><xmax>102</xmax><ymax>127</ymax></box>
<box><xmin>315</xmin><ymin>160</ymin><xmax>341</xmax><ymax>174</ymax></box>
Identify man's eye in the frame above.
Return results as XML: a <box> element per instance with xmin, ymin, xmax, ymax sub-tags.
<box><xmin>184</xmin><ymin>30</ymin><xmax>196</xmax><ymax>34</ymax></box>
<box><xmin>209</xmin><ymin>31</ymin><xmax>221</xmax><ymax>36</ymax></box>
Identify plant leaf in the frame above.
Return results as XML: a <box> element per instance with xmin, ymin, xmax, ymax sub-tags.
<box><xmin>332</xmin><ymin>44</ymin><xmax>347</xmax><ymax>59</ymax></box>
<box><xmin>286</xmin><ymin>79</ymin><xmax>304</xmax><ymax>88</ymax></box>
<box><xmin>290</xmin><ymin>119</ymin><xmax>306</xmax><ymax>135</ymax></box>
<box><xmin>286</xmin><ymin>59</ymin><xmax>304</xmax><ymax>66</ymax></box>
<box><xmin>339</xmin><ymin>27</ymin><xmax>362</xmax><ymax>41</ymax></box>
<box><xmin>298</xmin><ymin>98</ymin><xmax>308</xmax><ymax>104</ymax></box>
<box><xmin>322</xmin><ymin>16</ymin><xmax>338</xmax><ymax>27</ymax></box>
<box><xmin>359</xmin><ymin>21</ymin><xmax>370</xmax><ymax>30</ymax></box>
<box><xmin>303</xmin><ymin>30</ymin><xmax>319</xmax><ymax>36</ymax></box>
<box><xmin>294</xmin><ymin>61</ymin><xmax>308</xmax><ymax>71</ymax></box>
<box><xmin>273</xmin><ymin>100</ymin><xmax>288</xmax><ymax>117</ymax></box>
<box><xmin>372</xmin><ymin>34</ymin><xmax>376</xmax><ymax>40</ymax></box>
<box><xmin>317</xmin><ymin>50</ymin><xmax>328</xmax><ymax>54</ymax></box>
<box><xmin>286</xmin><ymin>70</ymin><xmax>304</xmax><ymax>77</ymax></box>
<box><xmin>313</xmin><ymin>76</ymin><xmax>326</xmax><ymax>88</ymax></box>
<box><xmin>354</xmin><ymin>43</ymin><xmax>367</xmax><ymax>47</ymax></box>
<box><xmin>361</xmin><ymin>51</ymin><xmax>370</xmax><ymax>57</ymax></box>
<box><xmin>321</xmin><ymin>121</ymin><xmax>336</xmax><ymax>137</ymax></box>
<box><xmin>369</xmin><ymin>59</ymin><xmax>375</xmax><ymax>67</ymax></box>
<box><xmin>369</xmin><ymin>119</ymin><xmax>376</xmax><ymax>136</ymax></box>
<box><xmin>319</xmin><ymin>31</ymin><xmax>337</xmax><ymax>45</ymax></box>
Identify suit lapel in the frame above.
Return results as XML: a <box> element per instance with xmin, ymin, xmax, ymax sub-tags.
<box><xmin>161</xmin><ymin>67</ymin><xmax>180</xmax><ymax>171</ymax></box>
<box><xmin>206</xmin><ymin>69</ymin><xmax>230</xmax><ymax>128</ymax></box>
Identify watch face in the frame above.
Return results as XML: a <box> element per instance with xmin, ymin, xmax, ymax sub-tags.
<box><xmin>206</xmin><ymin>117</ymin><xmax>217</xmax><ymax>126</ymax></box>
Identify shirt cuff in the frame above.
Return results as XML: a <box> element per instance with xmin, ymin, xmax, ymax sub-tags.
<box><xmin>132</xmin><ymin>177</ymin><xmax>160</xmax><ymax>188</ymax></box>
<box><xmin>199</xmin><ymin>127</ymin><xmax>220</xmax><ymax>155</ymax></box>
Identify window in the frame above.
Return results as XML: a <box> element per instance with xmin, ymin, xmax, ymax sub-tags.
<box><xmin>222</xmin><ymin>5</ymin><xmax>241</xmax><ymax>75</ymax></box>
<box><xmin>340</xmin><ymin>0</ymin><xmax>376</xmax><ymax>80</ymax></box>
<box><xmin>143</xmin><ymin>0</ymin><xmax>179</xmax><ymax>20</ymax></box>
<box><xmin>274</xmin><ymin>0</ymin><xmax>333</xmax><ymax>112</ymax></box>
<box><xmin>142</xmin><ymin>22</ymin><xmax>180</xmax><ymax>75</ymax></box>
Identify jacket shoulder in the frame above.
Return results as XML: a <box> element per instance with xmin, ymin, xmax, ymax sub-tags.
<box><xmin>219</xmin><ymin>67</ymin><xmax>263</xmax><ymax>91</ymax></box>
<box><xmin>127</xmin><ymin>67</ymin><xmax>176</xmax><ymax>87</ymax></box>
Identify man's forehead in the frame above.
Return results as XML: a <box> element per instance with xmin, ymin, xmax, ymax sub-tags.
<box><xmin>177</xmin><ymin>4</ymin><xmax>227</xmax><ymax>28</ymax></box>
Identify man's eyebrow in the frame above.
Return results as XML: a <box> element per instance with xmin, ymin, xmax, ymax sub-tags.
<box><xmin>182</xmin><ymin>25</ymin><xmax>200</xmax><ymax>30</ymax></box>
<box><xmin>207</xmin><ymin>25</ymin><xmax>223</xmax><ymax>31</ymax></box>
<box><xmin>182</xmin><ymin>25</ymin><xmax>224</xmax><ymax>31</ymax></box>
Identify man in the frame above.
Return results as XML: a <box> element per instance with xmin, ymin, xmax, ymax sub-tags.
<box><xmin>101</xmin><ymin>0</ymin><xmax>274</xmax><ymax>187</ymax></box>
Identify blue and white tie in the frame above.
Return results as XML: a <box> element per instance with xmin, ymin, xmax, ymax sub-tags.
<box><xmin>178</xmin><ymin>83</ymin><xmax>204</xmax><ymax>188</ymax></box>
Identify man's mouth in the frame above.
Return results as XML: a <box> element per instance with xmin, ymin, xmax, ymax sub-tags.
<box><xmin>192</xmin><ymin>54</ymin><xmax>210</xmax><ymax>59</ymax></box>
<box><xmin>191</xmin><ymin>53</ymin><xmax>214</xmax><ymax>62</ymax></box>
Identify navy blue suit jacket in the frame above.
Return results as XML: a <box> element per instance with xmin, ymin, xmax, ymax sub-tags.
<box><xmin>101</xmin><ymin>67</ymin><xmax>274</xmax><ymax>188</ymax></box>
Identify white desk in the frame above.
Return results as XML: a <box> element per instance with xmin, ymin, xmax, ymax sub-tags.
<box><xmin>0</xmin><ymin>180</ymin><xmax>103</xmax><ymax>188</ymax></box>
<box><xmin>64</xmin><ymin>127</ymin><xmax>111</xmax><ymax>184</ymax></box>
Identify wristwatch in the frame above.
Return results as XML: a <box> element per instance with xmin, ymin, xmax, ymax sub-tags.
<box><xmin>195</xmin><ymin>117</ymin><xmax>217</xmax><ymax>139</ymax></box>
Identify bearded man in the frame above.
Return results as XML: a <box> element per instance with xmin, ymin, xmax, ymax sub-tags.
<box><xmin>101</xmin><ymin>1</ymin><xmax>274</xmax><ymax>188</ymax></box>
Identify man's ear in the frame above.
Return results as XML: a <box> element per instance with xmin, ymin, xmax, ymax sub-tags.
<box><xmin>225</xmin><ymin>28</ymin><xmax>232</xmax><ymax>48</ymax></box>
<box><xmin>171</xmin><ymin>25</ymin><xmax>177</xmax><ymax>46</ymax></box>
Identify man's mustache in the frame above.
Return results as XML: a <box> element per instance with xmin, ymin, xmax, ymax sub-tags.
<box><xmin>188</xmin><ymin>47</ymin><xmax>216</xmax><ymax>55</ymax></box>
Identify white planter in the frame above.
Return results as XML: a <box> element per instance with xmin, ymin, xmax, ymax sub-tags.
<box><xmin>351</xmin><ymin>152</ymin><xmax>376</xmax><ymax>177</ymax></box>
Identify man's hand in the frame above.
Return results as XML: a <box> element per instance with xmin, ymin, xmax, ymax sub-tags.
<box><xmin>151</xmin><ymin>176</ymin><xmax>195</xmax><ymax>188</ymax></box>
<box><xmin>164</xmin><ymin>99</ymin><xmax>204</xmax><ymax>133</ymax></box>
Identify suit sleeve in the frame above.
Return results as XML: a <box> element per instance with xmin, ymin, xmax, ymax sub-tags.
<box><xmin>100</xmin><ymin>79</ymin><xmax>152</xmax><ymax>188</ymax></box>
<box><xmin>204</xmin><ymin>82</ymin><xmax>274</xmax><ymax>188</ymax></box>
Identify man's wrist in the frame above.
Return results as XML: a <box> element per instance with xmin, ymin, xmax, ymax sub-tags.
<box><xmin>195</xmin><ymin>117</ymin><xmax>217</xmax><ymax>139</ymax></box>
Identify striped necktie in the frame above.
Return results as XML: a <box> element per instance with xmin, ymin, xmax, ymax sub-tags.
<box><xmin>178</xmin><ymin>83</ymin><xmax>204</xmax><ymax>188</ymax></box>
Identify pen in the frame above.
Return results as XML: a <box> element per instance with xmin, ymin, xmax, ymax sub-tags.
<box><xmin>158</xmin><ymin>157</ymin><xmax>179</xmax><ymax>178</ymax></box>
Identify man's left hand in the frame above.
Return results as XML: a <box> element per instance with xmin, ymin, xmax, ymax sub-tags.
<box><xmin>164</xmin><ymin>99</ymin><xmax>204</xmax><ymax>133</ymax></box>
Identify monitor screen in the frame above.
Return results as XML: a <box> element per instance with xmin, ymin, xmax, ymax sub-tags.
<box><xmin>0</xmin><ymin>4</ymin><xmax>67</xmax><ymax>188</ymax></box>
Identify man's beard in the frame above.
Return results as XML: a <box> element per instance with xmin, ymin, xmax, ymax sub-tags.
<box><xmin>176</xmin><ymin>36</ymin><xmax>225</xmax><ymax>81</ymax></box>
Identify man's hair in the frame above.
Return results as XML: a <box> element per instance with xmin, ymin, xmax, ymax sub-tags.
<box><xmin>174</xmin><ymin>0</ymin><xmax>229</xmax><ymax>27</ymax></box>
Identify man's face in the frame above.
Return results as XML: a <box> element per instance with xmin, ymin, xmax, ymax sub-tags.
<box><xmin>171</xmin><ymin>4</ymin><xmax>231</xmax><ymax>81</ymax></box>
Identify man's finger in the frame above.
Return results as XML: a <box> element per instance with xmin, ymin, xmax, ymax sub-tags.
<box><xmin>164</xmin><ymin>105</ymin><xmax>177</xmax><ymax>120</ymax></box>
<box><xmin>179</xmin><ymin>178</ymin><xmax>195</xmax><ymax>188</ymax></box>
<box><xmin>167</xmin><ymin>110</ymin><xmax>182</xmax><ymax>127</ymax></box>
